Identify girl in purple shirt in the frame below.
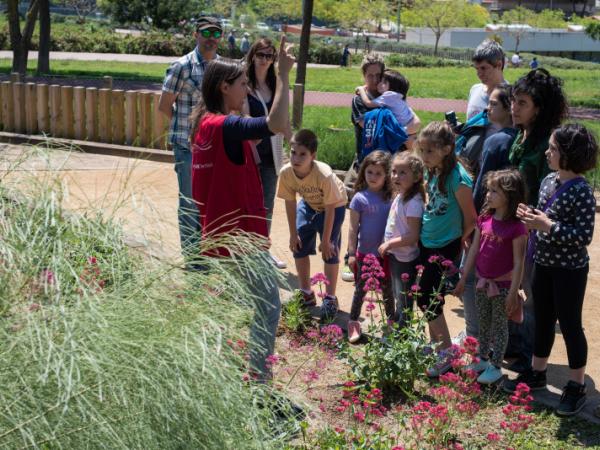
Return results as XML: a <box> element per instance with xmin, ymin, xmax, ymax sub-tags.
<box><xmin>454</xmin><ymin>169</ymin><xmax>528</xmax><ymax>384</ymax></box>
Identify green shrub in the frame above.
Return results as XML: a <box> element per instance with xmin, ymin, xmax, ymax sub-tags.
<box><xmin>281</xmin><ymin>291</ymin><xmax>312</xmax><ymax>333</ymax></box>
<box><xmin>385</xmin><ymin>53</ymin><xmax>470</xmax><ymax>68</ymax></box>
<box><xmin>0</xmin><ymin>148</ymin><xmax>296</xmax><ymax>448</ymax></box>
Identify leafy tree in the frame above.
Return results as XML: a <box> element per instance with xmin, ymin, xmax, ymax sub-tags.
<box><xmin>7</xmin><ymin>0</ymin><xmax>39</xmax><ymax>75</ymax></box>
<box><xmin>585</xmin><ymin>22</ymin><xmax>600</xmax><ymax>40</ymax></box>
<box><xmin>531</xmin><ymin>9</ymin><xmax>565</xmax><ymax>29</ymax></box>
<box><xmin>404</xmin><ymin>0</ymin><xmax>478</xmax><ymax>55</ymax></box>
<box><xmin>501</xmin><ymin>6</ymin><xmax>536</xmax><ymax>52</ymax></box>
<box><xmin>58</xmin><ymin>0</ymin><xmax>98</xmax><ymax>23</ymax></box>
<box><xmin>98</xmin><ymin>0</ymin><xmax>208</xmax><ymax>30</ymax></box>
<box><xmin>249</xmin><ymin>0</ymin><xmax>302</xmax><ymax>21</ymax></box>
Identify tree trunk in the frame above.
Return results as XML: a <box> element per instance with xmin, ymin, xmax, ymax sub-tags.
<box><xmin>434</xmin><ymin>32</ymin><xmax>440</xmax><ymax>56</ymax></box>
<box><xmin>7</xmin><ymin>0</ymin><xmax>40</xmax><ymax>75</ymax></box>
<box><xmin>292</xmin><ymin>0</ymin><xmax>314</xmax><ymax>128</ymax></box>
<box><xmin>38</xmin><ymin>0</ymin><xmax>50</xmax><ymax>74</ymax></box>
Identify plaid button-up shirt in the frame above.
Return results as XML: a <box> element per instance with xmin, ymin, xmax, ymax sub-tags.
<box><xmin>162</xmin><ymin>47</ymin><xmax>218</xmax><ymax>149</ymax></box>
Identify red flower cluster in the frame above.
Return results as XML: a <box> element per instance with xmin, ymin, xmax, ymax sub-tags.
<box><xmin>500</xmin><ymin>383</ymin><xmax>535</xmax><ymax>434</ymax></box>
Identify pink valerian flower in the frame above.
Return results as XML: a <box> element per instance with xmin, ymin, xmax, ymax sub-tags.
<box><xmin>462</xmin><ymin>336</ymin><xmax>479</xmax><ymax>355</ymax></box>
<box><xmin>265</xmin><ymin>354</ymin><xmax>280</xmax><ymax>369</ymax></box>
<box><xmin>401</xmin><ymin>272</ymin><xmax>410</xmax><ymax>282</ymax></box>
<box><xmin>353</xmin><ymin>410</ymin><xmax>366</xmax><ymax>422</ymax></box>
<box><xmin>310</xmin><ymin>272</ymin><xmax>330</xmax><ymax>286</ymax></box>
<box><xmin>334</xmin><ymin>426</ymin><xmax>345</xmax><ymax>434</ymax></box>
<box><xmin>455</xmin><ymin>400</ymin><xmax>480</xmax><ymax>417</ymax></box>
<box><xmin>410</xmin><ymin>284</ymin><xmax>421</xmax><ymax>292</ymax></box>
<box><xmin>87</xmin><ymin>256</ymin><xmax>97</xmax><ymax>265</ymax></box>
<box><xmin>391</xmin><ymin>446</ymin><xmax>405</xmax><ymax>450</ymax></box>
<box><xmin>366</xmin><ymin>302</ymin><xmax>376</xmax><ymax>312</ymax></box>
<box><xmin>487</xmin><ymin>432</ymin><xmax>501</xmax><ymax>442</ymax></box>
<box><xmin>40</xmin><ymin>268</ymin><xmax>55</xmax><ymax>285</ymax></box>
<box><xmin>427</xmin><ymin>254</ymin><xmax>440</xmax><ymax>264</ymax></box>
<box><xmin>415</xmin><ymin>264</ymin><xmax>425</xmax><ymax>272</ymax></box>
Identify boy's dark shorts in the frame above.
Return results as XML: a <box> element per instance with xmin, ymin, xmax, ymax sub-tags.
<box><xmin>294</xmin><ymin>199</ymin><xmax>345</xmax><ymax>264</ymax></box>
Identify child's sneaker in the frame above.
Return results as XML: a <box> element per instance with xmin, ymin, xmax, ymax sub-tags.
<box><xmin>477</xmin><ymin>365</ymin><xmax>503</xmax><ymax>384</ymax></box>
<box><xmin>426</xmin><ymin>349</ymin><xmax>455</xmax><ymax>378</ymax></box>
<box><xmin>347</xmin><ymin>320</ymin><xmax>362</xmax><ymax>343</ymax></box>
<box><xmin>503</xmin><ymin>369</ymin><xmax>547</xmax><ymax>393</ymax></box>
<box><xmin>466</xmin><ymin>358</ymin><xmax>490</xmax><ymax>374</ymax></box>
<box><xmin>556</xmin><ymin>381</ymin><xmax>586</xmax><ymax>416</ymax></box>
<box><xmin>320</xmin><ymin>295</ymin><xmax>339</xmax><ymax>321</ymax></box>
<box><xmin>269</xmin><ymin>253</ymin><xmax>287</xmax><ymax>269</ymax></box>
<box><xmin>296</xmin><ymin>289</ymin><xmax>316</xmax><ymax>307</ymax></box>
<box><xmin>341</xmin><ymin>264</ymin><xmax>354</xmax><ymax>282</ymax></box>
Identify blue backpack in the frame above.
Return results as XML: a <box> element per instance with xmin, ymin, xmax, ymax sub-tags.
<box><xmin>454</xmin><ymin>110</ymin><xmax>490</xmax><ymax>176</ymax></box>
<box><xmin>360</xmin><ymin>108</ymin><xmax>408</xmax><ymax>164</ymax></box>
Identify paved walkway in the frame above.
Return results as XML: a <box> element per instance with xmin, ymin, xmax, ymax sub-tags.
<box><xmin>3</xmin><ymin>145</ymin><xmax>600</xmax><ymax>425</ymax></box>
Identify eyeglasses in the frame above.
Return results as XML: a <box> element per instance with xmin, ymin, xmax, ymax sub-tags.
<box><xmin>255</xmin><ymin>52</ymin><xmax>275</xmax><ymax>61</ymax></box>
<box><xmin>199</xmin><ymin>29</ymin><xmax>222</xmax><ymax>39</ymax></box>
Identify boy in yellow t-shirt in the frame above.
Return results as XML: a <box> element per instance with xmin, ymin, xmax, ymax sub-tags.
<box><xmin>277</xmin><ymin>129</ymin><xmax>348</xmax><ymax>320</ymax></box>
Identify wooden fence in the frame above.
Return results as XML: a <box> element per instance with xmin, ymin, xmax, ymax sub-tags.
<box><xmin>0</xmin><ymin>78</ymin><xmax>169</xmax><ymax>150</ymax></box>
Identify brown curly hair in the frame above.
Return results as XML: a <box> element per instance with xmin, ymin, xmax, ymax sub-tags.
<box><xmin>353</xmin><ymin>151</ymin><xmax>393</xmax><ymax>201</ymax></box>
<box><xmin>392</xmin><ymin>151</ymin><xmax>426</xmax><ymax>203</ymax></box>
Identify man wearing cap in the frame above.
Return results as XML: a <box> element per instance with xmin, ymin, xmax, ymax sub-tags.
<box><xmin>158</xmin><ymin>16</ymin><xmax>222</xmax><ymax>263</ymax></box>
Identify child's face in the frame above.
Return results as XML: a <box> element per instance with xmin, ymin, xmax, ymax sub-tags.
<box><xmin>511</xmin><ymin>92</ymin><xmax>539</xmax><ymax>129</ymax></box>
<box><xmin>545</xmin><ymin>134</ymin><xmax>561</xmax><ymax>171</ymax></box>
<box><xmin>487</xmin><ymin>89</ymin><xmax>510</xmax><ymax>125</ymax></box>
<box><xmin>364</xmin><ymin>163</ymin><xmax>387</xmax><ymax>192</ymax></box>
<box><xmin>485</xmin><ymin>181</ymin><xmax>508</xmax><ymax>211</ymax></box>
<box><xmin>419</xmin><ymin>139</ymin><xmax>451</xmax><ymax>170</ymax></box>
<box><xmin>377</xmin><ymin>79</ymin><xmax>389</xmax><ymax>94</ymax></box>
<box><xmin>391</xmin><ymin>160</ymin><xmax>417</xmax><ymax>194</ymax></box>
<box><xmin>290</xmin><ymin>143</ymin><xmax>315</xmax><ymax>174</ymax></box>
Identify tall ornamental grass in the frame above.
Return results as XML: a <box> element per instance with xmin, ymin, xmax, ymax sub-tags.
<box><xmin>0</xmin><ymin>148</ymin><xmax>292</xmax><ymax>449</ymax></box>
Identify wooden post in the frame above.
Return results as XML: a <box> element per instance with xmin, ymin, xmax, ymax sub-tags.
<box><xmin>49</xmin><ymin>85</ymin><xmax>62</xmax><ymax>137</ymax></box>
<box><xmin>125</xmin><ymin>90</ymin><xmax>137</xmax><ymax>146</ymax></box>
<box><xmin>102</xmin><ymin>76</ymin><xmax>113</xmax><ymax>89</ymax></box>
<box><xmin>98</xmin><ymin>88</ymin><xmax>111</xmax><ymax>142</ymax></box>
<box><xmin>152</xmin><ymin>92</ymin><xmax>167</xmax><ymax>149</ymax></box>
<box><xmin>73</xmin><ymin>86</ymin><xmax>86</xmax><ymax>140</ymax></box>
<box><xmin>61</xmin><ymin>86</ymin><xmax>74</xmax><ymax>139</ymax></box>
<box><xmin>1</xmin><ymin>81</ymin><xmax>14</xmax><ymax>132</ymax></box>
<box><xmin>36</xmin><ymin>84</ymin><xmax>49</xmax><ymax>134</ymax></box>
<box><xmin>13</xmin><ymin>82</ymin><xmax>25</xmax><ymax>133</ymax></box>
<box><xmin>25</xmin><ymin>82</ymin><xmax>37</xmax><ymax>134</ymax></box>
<box><xmin>139</xmin><ymin>91</ymin><xmax>152</xmax><ymax>148</ymax></box>
<box><xmin>111</xmin><ymin>90</ymin><xmax>125</xmax><ymax>145</ymax></box>
<box><xmin>85</xmin><ymin>87</ymin><xmax>98</xmax><ymax>141</ymax></box>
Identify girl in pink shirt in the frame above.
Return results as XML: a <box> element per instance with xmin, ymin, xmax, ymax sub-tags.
<box><xmin>453</xmin><ymin>169</ymin><xmax>528</xmax><ymax>384</ymax></box>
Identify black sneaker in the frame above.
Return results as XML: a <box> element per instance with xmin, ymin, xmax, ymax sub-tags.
<box><xmin>503</xmin><ymin>369</ymin><xmax>547</xmax><ymax>393</ymax></box>
<box><xmin>556</xmin><ymin>381</ymin><xmax>587</xmax><ymax>417</ymax></box>
<box><xmin>320</xmin><ymin>295</ymin><xmax>339</xmax><ymax>321</ymax></box>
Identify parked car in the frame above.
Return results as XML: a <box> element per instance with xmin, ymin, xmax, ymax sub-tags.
<box><xmin>220</xmin><ymin>18</ymin><xmax>234</xmax><ymax>29</ymax></box>
<box><xmin>256</xmin><ymin>21</ymin><xmax>269</xmax><ymax>31</ymax></box>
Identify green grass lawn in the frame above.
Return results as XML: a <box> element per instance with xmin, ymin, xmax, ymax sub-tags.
<box><xmin>1</xmin><ymin>59</ymin><xmax>598</xmax><ymax>108</ymax></box>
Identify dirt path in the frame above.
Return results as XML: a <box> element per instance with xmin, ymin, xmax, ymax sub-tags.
<box><xmin>3</xmin><ymin>145</ymin><xmax>600</xmax><ymax>421</ymax></box>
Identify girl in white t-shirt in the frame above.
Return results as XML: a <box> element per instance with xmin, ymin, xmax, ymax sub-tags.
<box><xmin>378</xmin><ymin>152</ymin><xmax>425</xmax><ymax>327</ymax></box>
<box><xmin>356</xmin><ymin>69</ymin><xmax>422</xmax><ymax>145</ymax></box>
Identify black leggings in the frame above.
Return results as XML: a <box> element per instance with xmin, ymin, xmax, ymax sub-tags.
<box><xmin>532</xmin><ymin>263</ymin><xmax>589</xmax><ymax>370</ymax></box>
<box><xmin>418</xmin><ymin>238</ymin><xmax>462</xmax><ymax>321</ymax></box>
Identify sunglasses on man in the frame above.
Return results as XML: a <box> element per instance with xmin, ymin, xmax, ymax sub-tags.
<box><xmin>199</xmin><ymin>29</ymin><xmax>222</xmax><ymax>39</ymax></box>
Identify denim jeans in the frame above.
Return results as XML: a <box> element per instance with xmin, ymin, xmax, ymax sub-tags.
<box><xmin>258</xmin><ymin>163</ymin><xmax>278</xmax><ymax>235</ymax></box>
<box><xmin>459</xmin><ymin>250</ymin><xmax>479</xmax><ymax>338</ymax></box>
<box><xmin>173</xmin><ymin>144</ymin><xmax>201</xmax><ymax>259</ymax></box>
<box><xmin>247</xmin><ymin>258</ymin><xmax>281</xmax><ymax>380</ymax></box>
<box><xmin>389</xmin><ymin>256</ymin><xmax>417</xmax><ymax>328</ymax></box>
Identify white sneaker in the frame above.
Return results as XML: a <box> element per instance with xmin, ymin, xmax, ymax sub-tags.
<box><xmin>269</xmin><ymin>253</ymin><xmax>287</xmax><ymax>269</ymax></box>
<box><xmin>451</xmin><ymin>330</ymin><xmax>467</xmax><ymax>346</ymax></box>
<box><xmin>341</xmin><ymin>264</ymin><xmax>354</xmax><ymax>282</ymax></box>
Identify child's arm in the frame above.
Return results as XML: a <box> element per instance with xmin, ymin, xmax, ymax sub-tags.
<box><xmin>506</xmin><ymin>234</ymin><xmax>527</xmax><ymax>316</ymax></box>
<box><xmin>356</xmin><ymin>86</ymin><xmax>378</xmax><ymax>109</ymax></box>
<box><xmin>378</xmin><ymin>217</ymin><xmax>421</xmax><ymax>256</ymax></box>
<box><xmin>347</xmin><ymin>210</ymin><xmax>360</xmax><ymax>272</ymax></box>
<box><xmin>452</xmin><ymin>227</ymin><xmax>481</xmax><ymax>297</ymax></box>
<box><xmin>405</xmin><ymin>112</ymin><xmax>421</xmax><ymax>136</ymax></box>
<box><xmin>455</xmin><ymin>184</ymin><xmax>477</xmax><ymax>249</ymax></box>
<box><xmin>320</xmin><ymin>204</ymin><xmax>336</xmax><ymax>260</ymax></box>
<box><xmin>285</xmin><ymin>199</ymin><xmax>301</xmax><ymax>252</ymax></box>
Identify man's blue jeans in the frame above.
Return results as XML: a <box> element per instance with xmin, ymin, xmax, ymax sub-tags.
<box><xmin>173</xmin><ymin>144</ymin><xmax>201</xmax><ymax>259</ymax></box>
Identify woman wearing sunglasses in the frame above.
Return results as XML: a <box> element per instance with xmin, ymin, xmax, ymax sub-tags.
<box><xmin>244</xmin><ymin>38</ymin><xmax>292</xmax><ymax>269</ymax></box>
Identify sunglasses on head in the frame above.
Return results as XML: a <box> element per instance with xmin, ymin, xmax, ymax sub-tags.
<box><xmin>255</xmin><ymin>52</ymin><xmax>275</xmax><ymax>60</ymax></box>
<box><xmin>199</xmin><ymin>29</ymin><xmax>222</xmax><ymax>39</ymax></box>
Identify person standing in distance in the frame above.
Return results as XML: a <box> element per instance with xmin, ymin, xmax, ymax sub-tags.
<box><xmin>158</xmin><ymin>16</ymin><xmax>222</xmax><ymax>265</ymax></box>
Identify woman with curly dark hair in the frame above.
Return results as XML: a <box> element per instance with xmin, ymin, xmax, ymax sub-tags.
<box><xmin>509</xmin><ymin>68</ymin><xmax>568</xmax><ymax>205</ymax></box>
